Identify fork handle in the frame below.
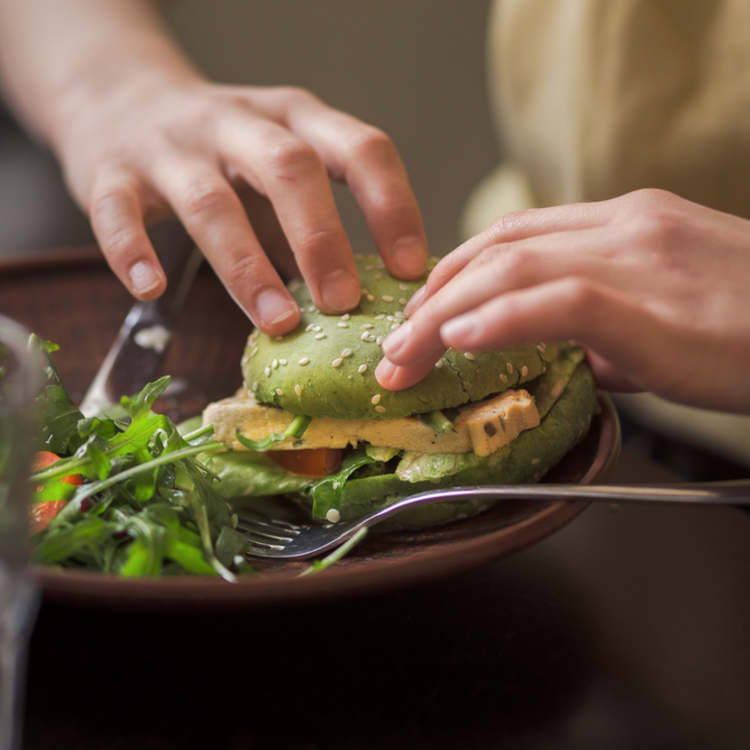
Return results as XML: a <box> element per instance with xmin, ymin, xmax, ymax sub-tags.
<box><xmin>362</xmin><ymin>479</ymin><xmax>750</xmax><ymax>528</ymax></box>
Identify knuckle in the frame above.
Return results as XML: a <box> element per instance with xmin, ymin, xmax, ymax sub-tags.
<box><xmin>625</xmin><ymin>204</ymin><xmax>683</xmax><ymax>250</ymax></box>
<box><xmin>560</xmin><ymin>277</ymin><xmax>602</xmax><ymax>314</ymax></box>
<box><xmin>295</xmin><ymin>225</ymin><xmax>346</xmax><ymax>257</ymax></box>
<box><xmin>485</xmin><ymin>208</ymin><xmax>541</xmax><ymax>242</ymax></box>
<box><xmin>181</xmin><ymin>179</ymin><xmax>236</xmax><ymax>219</ymax></box>
<box><xmin>224</xmin><ymin>252</ymin><xmax>265</xmax><ymax>287</ymax></box>
<box><xmin>345</xmin><ymin>125</ymin><xmax>396</xmax><ymax>162</ymax></box>
<box><xmin>278</xmin><ymin>85</ymin><xmax>320</xmax><ymax>107</ymax></box>
<box><xmin>264</xmin><ymin>138</ymin><xmax>322</xmax><ymax>177</ymax></box>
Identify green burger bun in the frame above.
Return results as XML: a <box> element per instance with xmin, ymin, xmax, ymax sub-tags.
<box><xmin>203</xmin><ymin>256</ymin><xmax>599</xmax><ymax>527</ymax></box>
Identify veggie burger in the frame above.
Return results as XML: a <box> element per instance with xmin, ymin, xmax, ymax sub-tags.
<box><xmin>202</xmin><ymin>256</ymin><xmax>598</xmax><ymax>527</ymax></box>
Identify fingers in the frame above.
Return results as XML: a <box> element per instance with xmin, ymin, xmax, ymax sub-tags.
<box><xmin>378</xmin><ymin>277</ymin><xmax>659</xmax><ymax>392</ymax></box>
<box><xmin>84</xmin><ymin>84</ymin><xmax>430</xmax><ymax>329</ymax></box>
<box><xmin>405</xmin><ymin>198</ymin><xmax>619</xmax><ymax>315</ymax></box>
<box><xmin>89</xmin><ymin>172</ymin><xmax>166</xmax><ymax>300</ymax></box>
<box><xmin>214</xmin><ymin>111</ymin><xmax>363</xmax><ymax>315</ymax></box>
<box><xmin>149</xmin><ymin>151</ymin><xmax>301</xmax><ymax>334</ymax></box>
<box><xmin>279</xmin><ymin>91</ymin><xmax>429</xmax><ymax>279</ymax></box>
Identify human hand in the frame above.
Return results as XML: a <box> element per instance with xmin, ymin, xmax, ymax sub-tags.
<box><xmin>0</xmin><ymin>0</ymin><xmax>427</xmax><ymax>335</ymax></box>
<box><xmin>376</xmin><ymin>189</ymin><xmax>750</xmax><ymax>414</ymax></box>
<box><xmin>61</xmin><ymin>80</ymin><xmax>427</xmax><ymax>335</ymax></box>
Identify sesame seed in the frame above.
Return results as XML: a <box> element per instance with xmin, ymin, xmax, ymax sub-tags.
<box><xmin>465</xmin><ymin>352</ymin><xmax>475</xmax><ymax>361</ymax></box>
<box><xmin>332</xmin><ymin>358</ymin><xmax>343</xmax><ymax>368</ymax></box>
<box><xmin>375</xmin><ymin>405</ymin><xmax>386</xmax><ymax>413</ymax></box>
<box><xmin>313</xmin><ymin>325</ymin><xmax>322</xmax><ymax>332</ymax></box>
<box><xmin>248</xmin><ymin>347</ymin><xmax>258</xmax><ymax>358</ymax></box>
<box><xmin>382</xmin><ymin>295</ymin><xmax>394</xmax><ymax>302</ymax></box>
<box><xmin>331</xmin><ymin>483</ymin><xmax>341</xmax><ymax>492</ymax></box>
<box><xmin>338</xmin><ymin>322</ymin><xmax>349</xmax><ymax>328</ymax></box>
<box><xmin>367</xmin><ymin>335</ymin><xmax>376</xmax><ymax>342</ymax></box>
<box><xmin>361</xmin><ymin>332</ymin><xmax>370</xmax><ymax>341</ymax></box>
<box><xmin>399</xmin><ymin>284</ymin><xmax>408</xmax><ymax>291</ymax></box>
<box><xmin>362</xmin><ymin>323</ymin><xmax>374</xmax><ymax>329</ymax></box>
<box><xmin>358</xmin><ymin>364</ymin><xmax>368</xmax><ymax>373</ymax></box>
<box><xmin>295</xmin><ymin>384</ymin><xmax>302</xmax><ymax>397</ymax></box>
<box><xmin>365</xmin><ymin>265</ymin><xmax>374</xmax><ymax>271</ymax></box>
<box><xmin>521</xmin><ymin>365</ymin><xmax>529</xmax><ymax>377</ymax></box>
<box><xmin>397</xmin><ymin>298</ymin><xmax>406</xmax><ymax>305</ymax></box>
<box><xmin>341</xmin><ymin>313</ymin><xmax>350</xmax><ymax>321</ymax></box>
<box><xmin>272</xmin><ymin>358</ymin><xmax>279</xmax><ymax>369</ymax></box>
<box><xmin>315</xmin><ymin>333</ymin><xmax>326</xmax><ymax>340</ymax></box>
<box><xmin>279</xmin><ymin>359</ymin><xmax>287</xmax><ymax>366</ymax></box>
<box><xmin>305</xmin><ymin>324</ymin><xmax>315</xmax><ymax>332</ymax></box>
<box><xmin>375</xmin><ymin>314</ymin><xmax>385</xmax><ymax>320</ymax></box>
<box><xmin>264</xmin><ymin>367</ymin><xmax>271</xmax><ymax>377</ymax></box>
<box><xmin>500</xmin><ymin>374</ymin><xmax>508</xmax><ymax>383</ymax></box>
<box><xmin>374</xmin><ymin>273</ymin><xmax>382</xmax><ymax>280</ymax></box>
<box><xmin>252</xmin><ymin>381</ymin><xmax>259</xmax><ymax>391</ymax></box>
<box><xmin>376</xmin><ymin>336</ymin><xmax>384</xmax><ymax>345</ymax></box>
<box><xmin>275</xmin><ymin>388</ymin><xmax>284</xmax><ymax>396</ymax></box>
<box><xmin>366</xmin><ymin>294</ymin><xmax>375</xmax><ymax>301</ymax></box>
<box><xmin>371</xmin><ymin>394</ymin><xmax>381</xmax><ymax>405</ymax></box>
<box><xmin>341</xmin><ymin>348</ymin><xmax>352</xmax><ymax>358</ymax></box>
<box><xmin>394</xmin><ymin>311</ymin><xmax>407</xmax><ymax>319</ymax></box>
<box><xmin>391</xmin><ymin>323</ymin><xmax>401</xmax><ymax>330</ymax></box>
<box><xmin>361</xmin><ymin>288</ymin><xmax>369</xmax><ymax>294</ymax></box>
<box><xmin>435</xmin><ymin>360</ymin><xmax>444</xmax><ymax>369</ymax></box>
<box><xmin>507</xmin><ymin>363</ymin><xmax>514</xmax><ymax>374</ymax></box>
<box><xmin>531</xmin><ymin>458</ymin><xmax>540</xmax><ymax>465</ymax></box>
<box><xmin>308</xmin><ymin>305</ymin><xmax>316</xmax><ymax>312</ymax></box>
<box><xmin>298</xmin><ymin>357</ymin><xmax>310</xmax><ymax>366</ymax></box>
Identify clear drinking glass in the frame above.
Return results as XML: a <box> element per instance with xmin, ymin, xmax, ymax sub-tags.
<box><xmin>0</xmin><ymin>315</ymin><xmax>41</xmax><ymax>750</ymax></box>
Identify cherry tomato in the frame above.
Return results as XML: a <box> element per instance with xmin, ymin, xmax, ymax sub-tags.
<box><xmin>29</xmin><ymin>451</ymin><xmax>85</xmax><ymax>535</ymax></box>
<box><xmin>268</xmin><ymin>448</ymin><xmax>342</xmax><ymax>478</ymax></box>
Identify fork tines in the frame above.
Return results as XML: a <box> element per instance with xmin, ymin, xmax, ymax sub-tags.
<box><xmin>234</xmin><ymin>510</ymin><xmax>303</xmax><ymax>551</ymax></box>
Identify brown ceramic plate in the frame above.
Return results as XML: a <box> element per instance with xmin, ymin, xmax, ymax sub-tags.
<box><xmin>1</xmin><ymin>249</ymin><xmax>620</xmax><ymax>610</ymax></box>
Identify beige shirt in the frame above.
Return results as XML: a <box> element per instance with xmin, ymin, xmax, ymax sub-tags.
<box><xmin>485</xmin><ymin>0</ymin><xmax>750</xmax><ymax>217</ymax></box>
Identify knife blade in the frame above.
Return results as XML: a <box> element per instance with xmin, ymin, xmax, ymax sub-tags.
<box><xmin>79</xmin><ymin>220</ymin><xmax>203</xmax><ymax>417</ymax></box>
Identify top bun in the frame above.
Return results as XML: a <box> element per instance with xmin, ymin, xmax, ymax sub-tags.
<box><xmin>241</xmin><ymin>256</ymin><xmax>560</xmax><ymax>420</ymax></box>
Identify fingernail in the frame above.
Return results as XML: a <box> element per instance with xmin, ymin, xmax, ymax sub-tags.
<box><xmin>256</xmin><ymin>288</ymin><xmax>298</xmax><ymax>327</ymax></box>
<box><xmin>403</xmin><ymin>285</ymin><xmax>426</xmax><ymax>316</ymax></box>
<box><xmin>129</xmin><ymin>261</ymin><xmax>162</xmax><ymax>295</ymax></box>
<box><xmin>381</xmin><ymin>320</ymin><xmax>412</xmax><ymax>359</ymax></box>
<box><xmin>320</xmin><ymin>268</ymin><xmax>361</xmax><ymax>311</ymax></box>
<box><xmin>441</xmin><ymin>316</ymin><xmax>477</xmax><ymax>346</ymax></box>
<box><xmin>392</xmin><ymin>236</ymin><xmax>428</xmax><ymax>278</ymax></box>
<box><xmin>375</xmin><ymin>357</ymin><xmax>398</xmax><ymax>387</ymax></box>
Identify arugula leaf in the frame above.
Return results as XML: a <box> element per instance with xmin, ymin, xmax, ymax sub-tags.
<box><xmin>308</xmin><ymin>452</ymin><xmax>378</xmax><ymax>520</ymax></box>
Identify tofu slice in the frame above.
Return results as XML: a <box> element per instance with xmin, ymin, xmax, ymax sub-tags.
<box><xmin>453</xmin><ymin>389</ymin><xmax>540</xmax><ymax>457</ymax></box>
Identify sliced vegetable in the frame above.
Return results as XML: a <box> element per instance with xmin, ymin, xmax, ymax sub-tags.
<box><xmin>268</xmin><ymin>448</ymin><xmax>342</xmax><ymax>478</ymax></box>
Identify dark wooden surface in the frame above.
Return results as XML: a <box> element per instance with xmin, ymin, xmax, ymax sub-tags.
<box><xmin>4</xmin><ymin>250</ymin><xmax>750</xmax><ymax>749</ymax></box>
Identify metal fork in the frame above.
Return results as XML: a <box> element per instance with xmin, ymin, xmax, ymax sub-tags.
<box><xmin>234</xmin><ymin>479</ymin><xmax>750</xmax><ymax>559</ymax></box>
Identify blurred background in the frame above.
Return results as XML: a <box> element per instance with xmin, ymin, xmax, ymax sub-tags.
<box><xmin>0</xmin><ymin>0</ymin><xmax>498</xmax><ymax>260</ymax></box>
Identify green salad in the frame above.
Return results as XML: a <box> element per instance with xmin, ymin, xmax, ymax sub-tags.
<box><xmin>25</xmin><ymin>338</ymin><xmax>361</xmax><ymax>579</ymax></box>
